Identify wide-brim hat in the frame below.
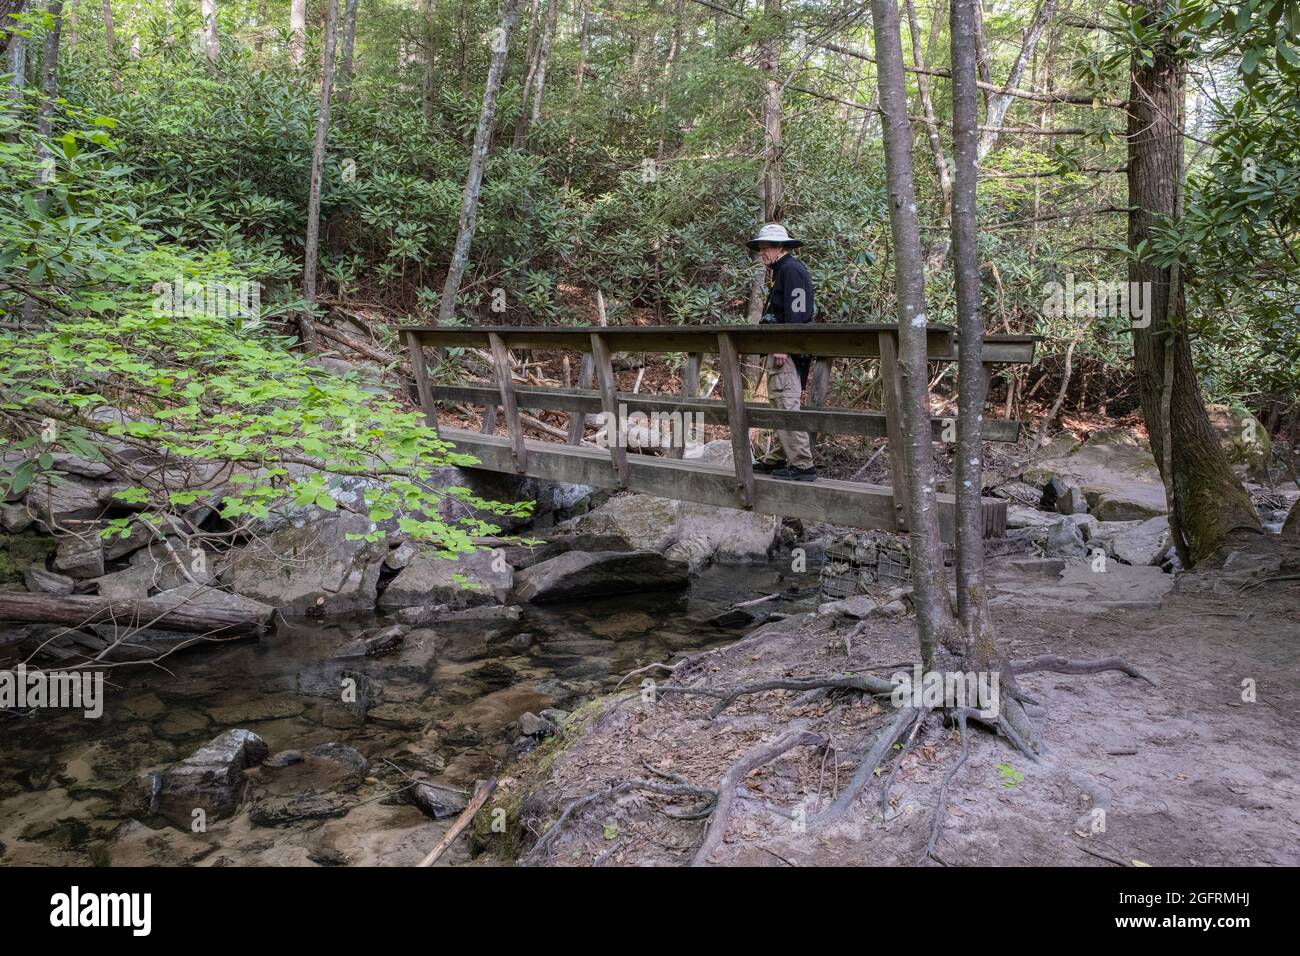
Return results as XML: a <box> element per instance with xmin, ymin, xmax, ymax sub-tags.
<box><xmin>747</xmin><ymin>222</ymin><xmax>804</xmax><ymax>250</ymax></box>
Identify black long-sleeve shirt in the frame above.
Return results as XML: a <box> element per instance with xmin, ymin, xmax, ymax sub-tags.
<box><xmin>763</xmin><ymin>253</ymin><xmax>815</xmax><ymax>387</ymax></box>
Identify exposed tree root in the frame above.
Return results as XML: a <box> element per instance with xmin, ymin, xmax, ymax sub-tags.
<box><xmin>817</xmin><ymin>706</ymin><xmax>922</xmax><ymax>821</ymax></box>
<box><xmin>691</xmin><ymin>726</ymin><xmax>828</xmax><ymax>867</ymax></box>
<box><xmin>924</xmin><ymin>709</ymin><xmax>972</xmax><ymax>863</ymax></box>
<box><xmin>1011</xmin><ymin>654</ymin><xmax>1155</xmax><ymax>686</ymax></box>
<box><xmin>521</xmin><ymin>778</ymin><xmax>716</xmax><ymax>866</ymax></box>
<box><xmin>658</xmin><ymin>673</ymin><xmax>898</xmax><ymax>720</ymax></box>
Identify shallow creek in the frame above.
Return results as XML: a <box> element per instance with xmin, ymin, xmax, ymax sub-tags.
<box><xmin>0</xmin><ymin>562</ymin><xmax>819</xmax><ymax>866</ymax></box>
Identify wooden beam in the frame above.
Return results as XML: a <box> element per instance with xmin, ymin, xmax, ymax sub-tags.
<box><xmin>671</xmin><ymin>352</ymin><xmax>702</xmax><ymax>460</ymax></box>
<box><xmin>440</xmin><ymin>427</ymin><xmax>1006</xmax><ymax>539</ymax></box>
<box><xmin>589</xmin><ymin>331</ymin><xmax>629</xmax><ymax>484</ymax></box>
<box><xmin>422</xmin><ymin>383</ymin><xmax>1023</xmax><ymax>443</ymax></box>
<box><xmin>877</xmin><ymin>330</ymin><xmax>909</xmax><ymax>531</ymax></box>
<box><xmin>717</xmin><ymin>332</ymin><xmax>755</xmax><ymax>507</ymax></box>
<box><xmin>403</xmin><ymin>330</ymin><xmax>438</xmax><ymax>431</ymax></box>
<box><xmin>487</xmin><ymin>332</ymin><xmax>527</xmax><ymax>473</ymax></box>
<box><xmin>566</xmin><ymin>353</ymin><xmax>593</xmax><ymax>445</ymax></box>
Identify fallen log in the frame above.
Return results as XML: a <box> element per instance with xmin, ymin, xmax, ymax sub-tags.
<box><xmin>0</xmin><ymin>593</ymin><xmax>273</xmax><ymax>637</ymax></box>
<box><xmin>417</xmin><ymin>777</ymin><xmax>497</xmax><ymax>867</ymax></box>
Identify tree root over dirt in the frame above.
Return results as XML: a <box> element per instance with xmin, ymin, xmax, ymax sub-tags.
<box><xmin>519</xmin><ymin>652</ymin><xmax>1152</xmax><ymax>866</ymax></box>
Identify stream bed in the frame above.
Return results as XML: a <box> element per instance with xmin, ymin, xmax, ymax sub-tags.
<box><xmin>0</xmin><ymin>562</ymin><xmax>819</xmax><ymax>866</ymax></box>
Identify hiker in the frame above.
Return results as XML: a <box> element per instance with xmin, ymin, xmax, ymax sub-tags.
<box><xmin>748</xmin><ymin>223</ymin><xmax>817</xmax><ymax>481</ymax></box>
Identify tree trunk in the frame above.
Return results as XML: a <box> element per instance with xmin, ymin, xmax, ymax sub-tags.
<box><xmin>561</xmin><ymin>0</ymin><xmax>590</xmax><ymax>190</ymax></box>
<box><xmin>337</xmin><ymin>0</ymin><xmax>361</xmax><ymax>101</ymax></box>
<box><xmin>975</xmin><ymin>0</ymin><xmax>1057</xmax><ymax>163</ymax></box>
<box><xmin>0</xmin><ymin>592</ymin><xmax>272</xmax><ymax>637</ymax></box>
<box><xmin>513</xmin><ymin>0</ymin><xmax>550</xmax><ymax>148</ymax></box>
<box><xmin>903</xmin><ymin>0</ymin><xmax>951</xmax><ymax>272</ymax></box>
<box><xmin>6</xmin><ymin>0</ymin><xmax>27</xmax><ymax>107</ymax></box>
<box><xmin>300</xmin><ymin>0</ymin><xmax>342</xmax><ymax>351</ymax></box>
<box><xmin>200</xmin><ymin>0</ymin><xmax>219</xmax><ymax>62</ymax></box>
<box><xmin>420</xmin><ymin>0</ymin><xmax>437</xmax><ymax>123</ymax></box>
<box><xmin>290</xmin><ymin>0</ymin><xmax>307</xmax><ymax>67</ymax></box>
<box><xmin>950</xmin><ymin>0</ymin><xmax>994</xmax><ymax>665</ymax></box>
<box><xmin>525</xmin><ymin>0</ymin><xmax>558</xmax><ymax>136</ymax></box>
<box><xmin>869</xmin><ymin>0</ymin><xmax>956</xmax><ymax>667</ymax></box>
<box><xmin>437</xmin><ymin>0</ymin><xmax>521</xmax><ymax>325</ymax></box>
<box><xmin>1126</xmin><ymin>4</ymin><xmax>1260</xmax><ymax>564</ymax></box>
<box><xmin>748</xmin><ymin>0</ymin><xmax>782</xmax><ymax>325</ymax></box>
<box><xmin>656</xmin><ymin>0</ymin><xmax>685</xmax><ymax>160</ymax></box>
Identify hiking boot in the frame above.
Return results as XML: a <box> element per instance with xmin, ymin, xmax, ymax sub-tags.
<box><xmin>753</xmin><ymin>459</ymin><xmax>787</xmax><ymax>474</ymax></box>
<box><xmin>771</xmin><ymin>465</ymin><xmax>817</xmax><ymax>482</ymax></box>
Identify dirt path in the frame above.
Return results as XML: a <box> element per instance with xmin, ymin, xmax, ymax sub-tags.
<box><xmin>489</xmin><ymin>535</ymin><xmax>1300</xmax><ymax>867</ymax></box>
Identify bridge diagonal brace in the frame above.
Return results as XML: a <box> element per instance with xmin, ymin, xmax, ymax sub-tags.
<box><xmin>404</xmin><ymin>330</ymin><xmax>439</xmax><ymax>433</ymax></box>
<box><xmin>589</xmin><ymin>331</ymin><xmax>629</xmax><ymax>485</ymax></box>
<box><xmin>487</xmin><ymin>332</ymin><xmax>527</xmax><ymax>473</ymax></box>
<box><xmin>717</xmin><ymin>332</ymin><xmax>755</xmax><ymax>509</ymax></box>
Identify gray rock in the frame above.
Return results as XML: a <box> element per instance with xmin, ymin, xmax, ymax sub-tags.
<box><xmin>153</xmin><ymin>583</ymin><xmax>273</xmax><ymax>617</ymax></box>
<box><xmin>224</xmin><ymin>512</ymin><xmax>387</xmax><ymax>614</ymax></box>
<box><xmin>26</xmin><ymin>474</ymin><xmax>104</xmax><ymax>523</ymax></box>
<box><xmin>23</xmin><ymin>567</ymin><xmax>75</xmax><ymax>595</ymax></box>
<box><xmin>158</xmin><ymin>729</ymin><xmax>268</xmax><ymax>827</ymax></box>
<box><xmin>408</xmin><ymin>782</ymin><xmax>469</xmax><ymax>820</ymax></box>
<box><xmin>92</xmin><ymin>565</ymin><xmax>156</xmax><ymax>601</ymax></box>
<box><xmin>1109</xmin><ymin>516</ymin><xmax>1171</xmax><ymax>566</ymax></box>
<box><xmin>516</xmin><ymin>711</ymin><xmax>556</xmax><ymax>738</ymax></box>
<box><xmin>508</xmin><ymin>632</ymin><xmax>535</xmax><ymax>653</ymax></box>
<box><xmin>1043</xmin><ymin>520</ymin><xmax>1087</xmax><ymax>558</ymax></box>
<box><xmin>334</xmin><ymin>624</ymin><xmax>406</xmax><ymax>658</ymax></box>
<box><xmin>265</xmin><ymin>750</ymin><xmax>305</xmax><ymax>768</ymax></box>
<box><xmin>513</xmin><ymin>550</ymin><xmax>690</xmax><ymax>603</ymax></box>
<box><xmin>1022</xmin><ymin>428</ymin><xmax>1167</xmax><ymax>521</ymax></box>
<box><xmin>309</xmin><ymin>742</ymin><xmax>369</xmax><ymax>786</ymax></box>
<box><xmin>249</xmin><ymin>792</ymin><xmax>355</xmax><ymax>827</ymax></box>
<box><xmin>562</xmin><ymin>493</ymin><xmax>779</xmax><ymax>572</ymax></box>
<box><xmin>1</xmin><ymin>503</ymin><xmax>33</xmax><ymax>532</ymax></box>
<box><xmin>377</xmin><ymin>550</ymin><xmax>512</xmax><ymax>610</ymax></box>
<box><xmin>53</xmin><ymin>535</ymin><xmax>104</xmax><ymax>579</ymax></box>
<box><xmin>539</xmin><ymin>707</ymin><xmax>570</xmax><ymax>727</ymax></box>
<box><xmin>1006</xmin><ymin>505</ymin><xmax>1059</xmax><ymax>530</ymax></box>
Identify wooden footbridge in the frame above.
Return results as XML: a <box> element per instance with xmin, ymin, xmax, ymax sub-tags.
<box><xmin>400</xmin><ymin>323</ymin><xmax>1037</xmax><ymax>539</ymax></box>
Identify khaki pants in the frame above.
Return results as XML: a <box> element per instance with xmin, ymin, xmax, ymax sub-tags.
<box><xmin>758</xmin><ymin>357</ymin><xmax>813</xmax><ymax>470</ymax></box>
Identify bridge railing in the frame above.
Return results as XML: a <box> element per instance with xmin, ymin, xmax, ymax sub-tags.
<box><xmin>399</xmin><ymin>323</ymin><xmax>1038</xmax><ymax>537</ymax></box>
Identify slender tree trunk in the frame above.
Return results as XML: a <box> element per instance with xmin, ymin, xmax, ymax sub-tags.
<box><xmin>975</xmin><ymin>0</ymin><xmax>1057</xmax><ymax>163</ymax></box>
<box><xmin>200</xmin><ymin>0</ymin><xmax>219</xmax><ymax>62</ymax></box>
<box><xmin>513</xmin><ymin>0</ymin><xmax>549</xmax><ymax>147</ymax></box>
<box><xmin>438</xmin><ymin>0</ymin><xmax>521</xmax><ymax>324</ymax></box>
<box><xmin>511</xmin><ymin>0</ymin><xmax>542</xmax><ymax>145</ymax></box>
<box><xmin>66</xmin><ymin>0</ymin><xmax>77</xmax><ymax>47</ymax></box>
<box><xmin>23</xmin><ymin>0</ymin><xmax>61</xmax><ymax>325</ymax></box>
<box><xmin>290</xmin><ymin>0</ymin><xmax>307</xmax><ymax>67</ymax></box>
<box><xmin>101</xmin><ymin>0</ymin><xmax>120</xmax><ymax>91</ymax></box>
<box><xmin>254</xmin><ymin>0</ymin><xmax>267</xmax><ymax>55</ymax></box>
<box><xmin>950</xmin><ymin>0</ymin><xmax>994</xmax><ymax>665</ymax></box>
<box><xmin>420</xmin><ymin>0</ymin><xmax>437</xmax><ymax>123</ymax></box>
<box><xmin>525</xmin><ymin>0</ymin><xmax>558</xmax><ymax>134</ymax></box>
<box><xmin>656</xmin><ymin>0</ymin><xmax>685</xmax><ymax>160</ymax></box>
<box><xmin>6</xmin><ymin>0</ymin><xmax>27</xmax><ymax>107</ymax></box>
<box><xmin>869</xmin><ymin>0</ymin><xmax>956</xmax><ymax>667</ymax></box>
<box><xmin>1126</xmin><ymin>4</ymin><xmax>1259</xmax><ymax>564</ymax></box>
<box><xmin>904</xmin><ymin>0</ymin><xmax>951</xmax><ymax>272</ymax></box>
<box><xmin>337</xmin><ymin>0</ymin><xmax>361</xmax><ymax>101</ymax></box>
<box><xmin>300</xmin><ymin>0</ymin><xmax>342</xmax><ymax>351</ymax></box>
<box><xmin>561</xmin><ymin>0</ymin><xmax>590</xmax><ymax>190</ymax></box>
<box><xmin>748</xmin><ymin>0</ymin><xmax>782</xmax><ymax>325</ymax></box>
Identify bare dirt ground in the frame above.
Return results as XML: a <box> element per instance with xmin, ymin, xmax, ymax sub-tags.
<box><xmin>488</xmin><ymin>532</ymin><xmax>1300</xmax><ymax>867</ymax></box>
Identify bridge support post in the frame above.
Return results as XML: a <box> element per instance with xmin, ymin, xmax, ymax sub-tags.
<box><xmin>487</xmin><ymin>332</ymin><xmax>527</xmax><ymax>473</ymax></box>
<box><xmin>404</xmin><ymin>330</ymin><xmax>439</xmax><ymax>433</ymax></box>
<box><xmin>877</xmin><ymin>329</ymin><xmax>910</xmax><ymax>531</ymax></box>
<box><xmin>717</xmin><ymin>332</ymin><xmax>756</xmax><ymax>508</ymax></box>
<box><xmin>670</xmin><ymin>352</ymin><xmax>701</xmax><ymax>460</ymax></box>
<box><xmin>589</xmin><ymin>331</ymin><xmax>629</xmax><ymax>485</ymax></box>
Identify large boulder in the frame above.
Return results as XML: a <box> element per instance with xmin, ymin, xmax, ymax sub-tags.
<box><xmin>1106</xmin><ymin>516</ymin><xmax>1171</xmax><ymax>566</ymax></box>
<box><xmin>1205</xmin><ymin>404</ymin><xmax>1271</xmax><ymax>482</ymax></box>
<box><xmin>224</xmin><ymin>511</ymin><xmax>387</xmax><ymax>614</ymax></box>
<box><xmin>157</xmin><ymin>729</ymin><xmax>268</xmax><ymax>827</ymax></box>
<box><xmin>561</xmin><ymin>493</ymin><xmax>779</xmax><ymax>572</ymax></box>
<box><xmin>377</xmin><ymin>549</ymin><xmax>513</xmax><ymax>610</ymax></box>
<box><xmin>513</xmin><ymin>549</ymin><xmax>690</xmax><ymax>603</ymax></box>
<box><xmin>1022</xmin><ymin>428</ymin><xmax>1167</xmax><ymax>521</ymax></box>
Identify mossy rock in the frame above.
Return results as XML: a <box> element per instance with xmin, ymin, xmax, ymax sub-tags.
<box><xmin>1205</xmin><ymin>404</ymin><xmax>1271</xmax><ymax>480</ymax></box>
<box><xmin>0</xmin><ymin>531</ymin><xmax>58</xmax><ymax>585</ymax></box>
<box><xmin>471</xmin><ymin>696</ymin><xmax>609</xmax><ymax>862</ymax></box>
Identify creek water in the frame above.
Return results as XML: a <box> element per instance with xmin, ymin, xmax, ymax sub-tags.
<box><xmin>0</xmin><ymin>562</ymin><xmax>819</xmax><ymax>866</ymax></box>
